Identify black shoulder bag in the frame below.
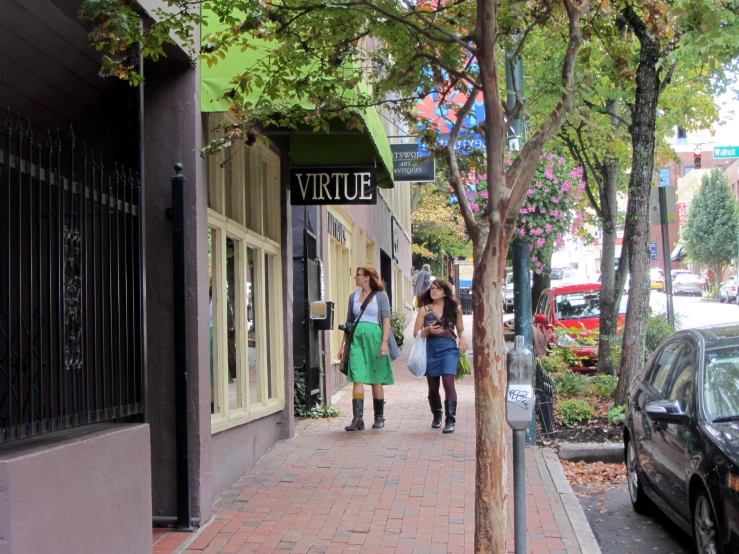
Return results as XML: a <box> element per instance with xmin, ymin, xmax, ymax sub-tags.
<box><xmin>339</xmin><ymin>291</ymin><xmax>377</xmax><ymax>376</ymax></box>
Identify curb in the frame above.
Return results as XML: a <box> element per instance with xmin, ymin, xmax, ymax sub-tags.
<box><xmin>540</xmin><ymin>448</ymin><xmax>602</xmax><ymax>554</ymax></box>
<box><xmin>558</xmin><ymin>442</ymin><xmax>624</xmax><ymax>464</ymax></box>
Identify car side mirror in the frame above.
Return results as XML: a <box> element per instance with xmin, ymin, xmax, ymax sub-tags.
<box><xmin>645</xmin><ymin>400</ymin><xmax>689</xmax><ymax>425</ymax></box>
<box><xmin>534</xmin><ymin>314</ymin><xmax>548</xmax><ymax>325</ymax></box>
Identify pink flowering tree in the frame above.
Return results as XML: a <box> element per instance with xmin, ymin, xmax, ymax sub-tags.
<box><xmin>517</xmin><ymin>154</ymin><xmax>592</xmax><ymax>302</ymax></box>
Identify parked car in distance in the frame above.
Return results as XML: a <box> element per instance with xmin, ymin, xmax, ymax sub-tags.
<box><xmin>673</xmin><ymin>273</ymin><xmax>703</xmax><ymax>296</ymax></box>
<box><xmin>671</xmin><ymin>269</ymin><xmax>692</xmax><ymax>282</ymax></box>
<box><xmin>719</xmin><ymin>276</ymin><xmax>738</xmax><ymax>303</ymax></box>
<box><xmin>650</xmin><ymin>268</ymin><xmax>665</xmax><ymax>291</ymax></box>
<box><xmin>550</xmin><ymin>267</ymin><xmax>564</xmax><ymax>280</ymax></box>
<box><xmin>503</xmin><ymin>272</ymin><xmax>514</xmax><ymax>313</ymax></box>
<box><xmin>533</xmin><ymin>283</ymin><xmax>627</xmax><ymax>370</ymax></box>
<box><xmin>502</xmin><ymin>273</ymin><xmax>533</xmax><ymax>313</ymax></box>
<box><xmin>558</xmin><ymin>269</ymin><xmax>587</xmax><ymax>285</ymax></box>
<box><xmin>623</xmin><ymin>324</ymin><xmax>739</xmax><ymax>554</ymax></box>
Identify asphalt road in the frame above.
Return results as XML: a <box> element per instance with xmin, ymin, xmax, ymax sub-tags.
<box><xmin>576</xmin><ymin>484</ymin><xmax>694</xmax><ymax>554</ymax></box>
<box><xmin>650</xmin><ymin>290</ymin><xmax>739</xmax><ymax>329</ymax></box>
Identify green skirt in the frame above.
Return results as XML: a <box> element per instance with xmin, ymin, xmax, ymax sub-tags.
<box><xmin>348</xmin><ymin>322</ymin><xmax>395</xmax><ymax>385</ymax></box>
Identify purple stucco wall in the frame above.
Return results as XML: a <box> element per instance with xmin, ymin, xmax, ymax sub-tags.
<box><xmin>144</xmin><ymin>60</ymin><xmax>211</xmax><ymax>522</ymax></box>
<box><xmin>0</xmin><ymin>424</ymin><xmax>151</xmax><ymax>554</ymax></box>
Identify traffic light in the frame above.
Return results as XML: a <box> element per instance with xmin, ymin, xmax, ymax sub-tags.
<box><xmin>694</xmin><ymin>149</ymin><xmax>702</xmax><ymax>169</ymax></box>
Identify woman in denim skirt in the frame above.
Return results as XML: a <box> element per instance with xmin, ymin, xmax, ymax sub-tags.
<box><xmin>413</xmin><ymin>279</ymin><xmax>467</xmax><ymax>433</ymax></box>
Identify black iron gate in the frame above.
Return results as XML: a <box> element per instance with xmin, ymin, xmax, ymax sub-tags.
<box><xmin>0</xmin><ymin>112</ymin><xmax>145</xmax><ymax>443</ymax></box>
<box><xmin>302</xmin><ymin>229</ymin><xmax>322</xmax><ymax>409</ymax></box>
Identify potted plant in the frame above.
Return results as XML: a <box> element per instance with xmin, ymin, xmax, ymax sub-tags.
<box><xmin>390</xmin><ymin>311</ymin><xmax>407</xmax><ymax>348</ymax></box>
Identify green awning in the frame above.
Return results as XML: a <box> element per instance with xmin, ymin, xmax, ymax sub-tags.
<box><xmin>200</xmin><ymin>24</ymin><xmax>394</xmax><ymax>187</ymax></box>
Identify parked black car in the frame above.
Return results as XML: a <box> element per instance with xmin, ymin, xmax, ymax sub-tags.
<box><xmin>624</xmin><ymin>324</ymin><xmax>739</xmax><ymax>554</ymax></box>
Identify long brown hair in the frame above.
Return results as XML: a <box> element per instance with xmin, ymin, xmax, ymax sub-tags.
<box><xmin>358</xmin><ymin>265</ymin><xmax>384</xmax><ymax>291</ymax></box>
<box><xmin>418</xmin><ymin>279</ymin><xmax>460</xmax><ymax>329</ymax></box>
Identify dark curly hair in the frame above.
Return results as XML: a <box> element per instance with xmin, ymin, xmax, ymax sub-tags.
<box><xmin>417</xmin><ymin>279</ymin><xmax>460</xmax><ymax>332</ymax></box>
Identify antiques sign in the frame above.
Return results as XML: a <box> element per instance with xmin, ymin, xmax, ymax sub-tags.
<box><xmin>391</xmin><ymin>144</ymin><xmax>435</xmax><ymax>182</ymax></box>
<box><xmin>290</xmin><ymin>167</ymin><xmax>377</xmax><ymax>205</ymax></box>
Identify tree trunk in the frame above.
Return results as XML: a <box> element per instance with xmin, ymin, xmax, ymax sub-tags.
<box><xmin>614</xmin><ymin>22</ymin><xmax>662</xmax><ymax>406</ymax></box>
<box><xmin>531</xmin><ymin>248</ymin><xmax>552</xmax><ymax>313</ymax></box>
<box><xmin>471</xmin><ymin>226</ymin><xmax>508</xmax><ymax>554</ymax></box>
<box><xmin>596</xmin><ymin>108</ymin><xmax>623</xmax><ymax>376</ymax></box>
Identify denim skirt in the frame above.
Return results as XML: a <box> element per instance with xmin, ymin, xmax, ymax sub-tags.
<box><xmin>425</xmin><ymin>336</ymin><xmax>460</xmax><ymax>377</ymax></box>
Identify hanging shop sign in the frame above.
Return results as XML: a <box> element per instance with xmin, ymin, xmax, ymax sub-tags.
<box><xmin>391</xmin><ymin>216</ymin><xmax>400</xmax><ymax>262</ymax></box>
<box><xmin>390</xmin><ymin>144</ymin><xmax>436</xmax><ymax>182</ymax></box>
<box><xmin>290</xmin><ymin>167</ymin><xmax>377</xmax><ymax>205</ymax></box>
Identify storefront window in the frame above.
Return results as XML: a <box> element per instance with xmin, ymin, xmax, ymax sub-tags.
<box><xmin>207</xmin><ymin>114</ymin><xmax>285</xmax><ymax>432</ymax></box>
<box><xmin>246</xmin><ymin>245</ymin><xmax>259</xmax><ymax>406</ymax></box>
<box><xmin>226</xmin><ymin>236</ymin><xmax>241</xmax><ymax>410</ymax></box>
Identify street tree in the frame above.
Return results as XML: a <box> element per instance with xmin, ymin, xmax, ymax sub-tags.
<box><xmin>613</xmin><ymin>1</ymin><xmax>739</xmax><ymax>406</ymax></box>
<box><xmin>412</xmin><ymin>183</ymin><xmax>470</xmax><ymax>274</ymax></box>
<box><xmin>683</xmin><ymin>168</ymin><xmax>739</xmax><ymax>290</ymax></box>
<box><xmin>521</xmin><ymin>5</ymin><xmax>725</xmax><ymax>376</ymax></box>
<box><xmin>80</xmin><ymin>0</ymin><xmax>592</xmax><ymax>550</ymax></box>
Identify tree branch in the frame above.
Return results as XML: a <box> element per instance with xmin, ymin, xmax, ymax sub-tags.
<box><xmin>445</xmin><ymin>93</ymin><xmax>480</xmax><ymax>242</ymax></box>
<box><xmin>582</xmin><ymin>99</ymin><xmax>632</xmax><ymax>128</ymax></box>
<box><xmin>504</xmin><ymin>0</ymin><xmax>589</xmax><ymax>239</ymax></box>
<box><xmin>414</xmin><ymin>52</ymin><xmax>482</xmax><ymax>91</ymax></box>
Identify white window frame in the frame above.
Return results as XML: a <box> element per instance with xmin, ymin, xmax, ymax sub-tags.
<box><xmin>207</xmin><ymin>126</ymin><xmax>285</xmax><ymax>434</ymax></box>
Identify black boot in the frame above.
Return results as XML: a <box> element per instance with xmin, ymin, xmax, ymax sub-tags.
<box><xmin>443</xmin><ymin>399</ymin><xmax>457</xmax><ymax>434</ymax></box>
<box><xmin>429</xmin><ymin>395</ymin><xmax>443</xmax><ymax>428</ymax></box>
<box><xmin>345</xmin><ymin>399</ymin><xmax>365</xmax><ymax>431</ymax></box>
<box><xmin>372</xmin><ymin>398</ymin><xmax>385</xmax><ymax>428</ymax></box>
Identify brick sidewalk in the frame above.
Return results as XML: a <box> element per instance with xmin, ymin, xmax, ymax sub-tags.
<box><xmin>176</xmin><ymin>325</ymin><xmax>598</xmax><ymax>554</ymax></box>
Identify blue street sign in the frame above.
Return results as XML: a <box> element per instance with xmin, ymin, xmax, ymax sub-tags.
<box><xmin>651</xmin><ymin>243</ymin><xmax>658</xmax><ymax>260</ymax></box>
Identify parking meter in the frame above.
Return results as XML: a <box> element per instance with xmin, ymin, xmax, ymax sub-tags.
<box><xmin>506</xmin><ymin>335</ymin><xmax>534</xmax><ymax>430</ymax></box>
<box><xmin>507</xmin><ymin>334</ymin><xmax>534</xmax><ymax>554</ymax></box>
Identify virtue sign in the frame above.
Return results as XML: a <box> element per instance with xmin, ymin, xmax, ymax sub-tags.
<box><xmin>290</xmin><ymin>167</ymin><xmax>377</xmax><ymax>205</ymax></box>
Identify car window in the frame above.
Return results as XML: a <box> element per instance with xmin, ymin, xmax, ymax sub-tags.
<box><xmin>704</xmin><ymin>347</ymin><xmax>739</xmax><ymax>421</ymax></box>
<box><xmin>665</xmin><ymin>346</ymin><xmax>694</xmax><ymax>412</ymax></box>
<box><xmin>554</xmin><ymin>291</ymin><xmax>602</xmax><ymax>319</ymax></box>
<box><xmin>647</xmin><ymin>342</ymin><xmax>682</xmax><ymax>395</ymax></box>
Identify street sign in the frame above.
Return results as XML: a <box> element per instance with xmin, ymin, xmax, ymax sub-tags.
<box><xmin>713</xmin><ymin>146</ymin><xmax>739</xmax><ymax>159</ymax></box>
<box><xmin>650</xmin><ymin>243</ymin><xmax>658</xmax><ymax>260</ymax></box>
<box><xmin>650</xmin><ymin>186</ymin><xmax>677</xmax><ymax>225</ymax></box>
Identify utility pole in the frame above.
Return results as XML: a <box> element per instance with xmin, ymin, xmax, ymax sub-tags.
<box><xmin>659</xmin><ymin>186</ymin><xmax>674</xmax><ymax>327</ymax></box>
<box><xmin>506</xmin><ymin>41</ymin><xmax>535</xmax><ymax>445</ymax></box>
<box><xmin>506</xmin><ymin>38</ymin><xmax>533</xmax><ymax>554</ymax></box>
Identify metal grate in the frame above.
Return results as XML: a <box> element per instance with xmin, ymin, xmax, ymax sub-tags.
<box><xmin>0</xmin><ymin>111</ymin><xmax>144</xmax><ymax>443</ymax></box>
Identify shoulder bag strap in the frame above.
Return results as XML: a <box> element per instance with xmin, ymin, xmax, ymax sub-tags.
<box><xmin>347</xmin><ymin>290</ymin><xmax>377</xmax><ymax>344</ymax></box>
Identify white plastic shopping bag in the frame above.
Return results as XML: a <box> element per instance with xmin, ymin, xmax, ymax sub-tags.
<box><xmin>407</xmin><ymin>331</ymin><xmax>427</xmax><ymax>378</ymax></box>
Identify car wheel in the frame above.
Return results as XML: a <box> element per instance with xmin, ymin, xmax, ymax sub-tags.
<box><xmin>693</xmin><ymin>489</ymin><xmax>723</xmax><ymax>554</ymax></box>
<box><xmin>719</xmin><ymin>293</ymin><xmax>725</xmax><ymax>303</ymax></box>
<box><xmin>626</xmin><ymin>438</ymin><xmax>650</xmax><ymax>514</ymax></box>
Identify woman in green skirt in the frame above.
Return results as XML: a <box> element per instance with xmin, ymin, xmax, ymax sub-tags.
<box><xmin>338</xmin><ymin>265</ymin><xmax>394</xmax><ymax>431</ymax></box>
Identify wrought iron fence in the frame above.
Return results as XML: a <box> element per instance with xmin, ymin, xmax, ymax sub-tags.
<box><xmin>0</xmin><ymin>111</ymin><xmax>144</xmax><ymax>443</ymax></box>
<box><xmin>535</xmin><ymin>359</ymin><xmax>556</xmax><ymax>439</ymax></box>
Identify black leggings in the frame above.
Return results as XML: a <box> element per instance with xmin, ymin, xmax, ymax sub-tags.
<box><xmin>427</xmin><ymin>375</ymin><xmax>457</xmax><ymax>401</ymax></box>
